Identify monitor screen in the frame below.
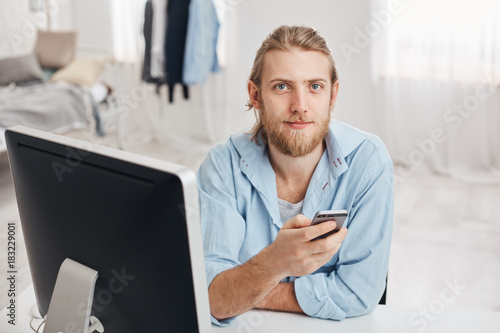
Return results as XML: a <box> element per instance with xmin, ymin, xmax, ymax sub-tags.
<box><xmin>5</xmin><ymin>126</ymin><xmax>211</xmax><ymax>333</ymax></box>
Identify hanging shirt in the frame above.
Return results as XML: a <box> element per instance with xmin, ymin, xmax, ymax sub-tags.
<box><xmin>150</xmin><ymin>0</ymin><xmax>168</xmax><ymax>79</ymax></box>
<box><xmin>183</xmin><ymin>0</ymin><xmax>220</xmax><ymax>85</ymax></box>
<box><xmin>197</xmin><ymin>120</ymin><xmax>394</xmax><ymax>326</ymax></box>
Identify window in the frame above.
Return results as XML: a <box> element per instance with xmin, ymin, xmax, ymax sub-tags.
<box><xmin>376</xmin><ymin>0</ymin><xmax>500</xmax><ymax>82</ymax></box>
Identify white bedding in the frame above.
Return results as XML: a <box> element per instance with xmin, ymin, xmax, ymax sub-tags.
<box><xmin>0</xmin><ymin>82</ymin><xmax>93</xmax><ymax>152</ymax></box>
<box><xmin>0</xmin><ymin>128</ymin><xmax>5</xmax><ymax>152</ymax></box>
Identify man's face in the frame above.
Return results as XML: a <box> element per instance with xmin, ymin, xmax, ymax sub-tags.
<box><xmin>249</xmin><ymin>48</ymin><xmax>338</xmax><ymax>157</ymax></box>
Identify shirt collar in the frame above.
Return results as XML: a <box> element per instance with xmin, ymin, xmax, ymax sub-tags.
<box><xmin>230</xmin><ymin>120</ymin><xmax>367</xmax><ymax>222</ymax></box>
<box><xmin>231</xmin><ymin>132</ymin><xmax>280</xmax><ymax>222</ymax></box>
<box><xmin>230</xmin><ymin>120</ymin><xmax>367</xmax><ymax>182</ymax></box>
<box><xmin>325</xmin><ymin>119</ymin><xmax>366</xmax><ymax>179</ymax></box>
<box><xmin>329</xmin><ymin>119</ymin><xmax>368</xmax><ymax>158</ymax></box>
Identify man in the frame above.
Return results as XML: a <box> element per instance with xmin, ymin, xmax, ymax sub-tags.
<box><xmin>197</xmin><ymin>25</ymin><xmax>393</xmax><ymax>326</ymax></box>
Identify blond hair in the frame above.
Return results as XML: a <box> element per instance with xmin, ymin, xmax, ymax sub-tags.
<box><xmin>246</xmin><ymin>25</ymin><xmax>338</xmax><ymax>142</ymax></box>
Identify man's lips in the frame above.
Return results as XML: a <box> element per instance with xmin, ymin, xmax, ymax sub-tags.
<box><xmin>285</xmin><ymin>121</ymin><xmax>312</xmax><ymax>129</ymax></box>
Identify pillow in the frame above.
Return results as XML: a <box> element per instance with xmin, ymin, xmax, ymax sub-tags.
<box><xmin>51</xmin><ymin>57</ymin><xmax>107</xmax><ymax>87</ymax></box>
<box><xmin>0</xmin><ymin>53</ymin><xmax>44</xmax><ymax>86</ymax></box>
<box><xmin>34</xmin><ymin>30</ymin><xmax>77</xmax><ymax>68</ymax></box>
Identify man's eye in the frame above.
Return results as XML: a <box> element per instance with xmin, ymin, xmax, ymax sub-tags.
<box><xmin>276</xmin><ymin>84</ymin><xmax>287</xmax><ymax>90</ymax></box>
<box><xmin>311</xmin><ymin>84</ymin><xmax>321</xmax><ymax>90</ymax></box>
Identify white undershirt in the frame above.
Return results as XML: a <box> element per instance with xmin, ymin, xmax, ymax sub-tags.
<box><xmin>278</xmin><ymin>198</ymin><xmax>304</xmax><ymax>224</ymax></box>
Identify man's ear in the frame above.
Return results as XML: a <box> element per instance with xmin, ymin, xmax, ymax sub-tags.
<box><xmin>330</xmin><ymin>81</ymin><xmax>339</xmax><ymax>109</ymax></box>
<box><xmin>248</xmin><ymin>80</ymin><xmax>262</xmax><ymax>110</ymax></box>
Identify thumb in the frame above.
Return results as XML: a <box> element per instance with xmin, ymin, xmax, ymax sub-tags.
<box><xmin>282</xmin><ymin>214</ymin><xmax>311</xmax><ymax>230</ymax></box>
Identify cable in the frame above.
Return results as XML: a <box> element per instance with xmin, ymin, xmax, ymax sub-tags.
<box><xmin>29</xmin><ymin>316</ymin><xmax>46</xmax><ymax>333</ymax></box>
<box><xmin>29</xmin><ymin>304</ymin><xmax>104</xmax><ymax>332</ymax></box>
<box><xmin>29</xmin><ymin>316</ymin><xmax>45</xmax><ymax>333</ymax></box>
<box><xmin>29</xmin><ymin>316</ymin><xmax>38</xmax><ymax>332</ymax></box>
<box><xmin>36</xmin><ymin>319</ymin><xmax>45</xmax><ymax>333</ymax></box>
<box><xmin>89</xmin><ymin>316</ymin><xmax>105</xmax><ymax>333</ymax></box>
<box><xmin>30</xmin><ymin>315</ymin><xmax>104</xmax><ymax>333</ymax></box>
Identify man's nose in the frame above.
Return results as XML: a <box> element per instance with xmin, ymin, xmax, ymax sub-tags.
<box><xmin>290</xmin><ymin>89</ymin><xmax>308</xmax><ymax>113</ymax></box>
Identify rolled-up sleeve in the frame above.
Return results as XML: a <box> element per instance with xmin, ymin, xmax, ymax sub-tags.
<box><xmin>197</xmin><ymin>148</ymin><xmax>246</xmax><ymax>326</ymax></box>
<box><xmin>294</xmin><ymin>161</ymin><xmax>394</xmax><ymax>320</ymax></box>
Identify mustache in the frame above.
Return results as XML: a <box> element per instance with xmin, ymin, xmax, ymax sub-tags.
<box><xmin>280</xmin><ymin>115</ymin><xmax>314</xmax><ymax>123</ymax></box>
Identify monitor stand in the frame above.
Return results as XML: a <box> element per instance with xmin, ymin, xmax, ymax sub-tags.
<box><xmin>43</xmin><ymin>258</ymin><xmax>100</xmax><ymax>333</ymax></box>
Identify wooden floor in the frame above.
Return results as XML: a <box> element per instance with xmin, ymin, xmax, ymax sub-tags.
<box><xmin>1</xmin><ymin>130</ymin><xmax>499</xmax><ymax>314</ymax></box>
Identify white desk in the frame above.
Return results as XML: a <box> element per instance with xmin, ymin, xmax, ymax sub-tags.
<box><xmin>2</xmin><ymin>285</ymin><xmax>500</xmax><ymax>332</ymax></box>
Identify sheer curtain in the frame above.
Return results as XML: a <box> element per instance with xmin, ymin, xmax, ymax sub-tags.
<box><xmin>372</xmin><ymin>0</ymin><xmax>500</xmax><ymax>183</ymax></box>
<box><xmin>109</xmin><ymin>0</ymin><xmax>146</xmax><ymax>63</ymax></box>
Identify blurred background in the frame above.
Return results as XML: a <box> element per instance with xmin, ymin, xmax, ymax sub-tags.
<box><xmin>0</xmin><ymin>0</ymin><xmax>499</xmax><ymax>317</ymax></box>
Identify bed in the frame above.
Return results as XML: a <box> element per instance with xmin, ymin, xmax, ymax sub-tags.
<box><xmin>0</xmin><ymin>81</ymin><xmax>93</xmax><ymax>152</ymax></box>
<box><xmin>0</xmin><ymin>48</ymin><xmax>112</xmax><ymax>152</ymax></box>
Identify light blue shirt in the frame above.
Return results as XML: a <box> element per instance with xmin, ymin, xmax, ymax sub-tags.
<box><xmin>182</xmin><ymin>0</ymin><xmax>220</xmax><ymax>85</ymax></box>
<box><xmin>197</xmin><ymin>120</ymin><xmax>394</xmax><ymax>326</ymax></box>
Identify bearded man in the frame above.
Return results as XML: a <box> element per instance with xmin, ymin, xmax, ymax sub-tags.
<box><xmin>197</xmin><ymin>25</ymin><xmax>393</xmax><ymax>326</ymax></box>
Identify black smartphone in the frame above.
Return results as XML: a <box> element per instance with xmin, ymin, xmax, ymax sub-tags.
<box><xmin>310</xmin><ymin>210</ymin><xmax>348</xmax><ymax>240</ymax></box>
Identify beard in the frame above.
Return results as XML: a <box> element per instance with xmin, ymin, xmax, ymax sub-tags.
<box><xmin>260</xmin><ymin>105</ymin><xmax>331</xmax><ymax>158</ymax></box>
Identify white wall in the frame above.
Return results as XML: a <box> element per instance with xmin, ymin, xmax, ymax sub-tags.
<box><xmin>0</xmin><ymin>0</ymin><xmax>36</xmax><ymax>57</ymax></box>
<box><xmin>71</xmin><ymin>0</ymin><xmax>114</xmax><ymax>56</ymax></box>
<box><xmin>0</xmin><ymin>1</ymin><xmax>378</xmax><ymax>146</ymax></box>
<box><xmin>0</xmin><ymin>0</ymin><xmax>76</xmax><ymax>58</ymax></box>
<box><xmin>0</xmin><ymin>0</ymin><xmax>112</xmax><ymax>58</ymax></box>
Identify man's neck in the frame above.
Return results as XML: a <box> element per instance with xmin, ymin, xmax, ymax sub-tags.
<box><xmin>268</xmin><ymin>141</ymin><xmax>326</xmax><ymax>185</ymax></box>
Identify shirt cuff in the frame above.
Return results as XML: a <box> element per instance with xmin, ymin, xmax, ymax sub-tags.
<box><xmin>211</xmin><ymin>314</ymin><xmax>237</xmax><ymax>326</ymax></box>
<box><xmin>206</xmin><ymin>261</ymin><xmax>240</xmax><ymax>326</ymax></box>
<box><xmin>206</xmin><ymin>261</ymin><xmax>238</xmax><ymax>293</ymax></box>
<box><xmin>294</xmin><ymin>274</ymin><xmax>346</xmax><ymax>321</ymax></box>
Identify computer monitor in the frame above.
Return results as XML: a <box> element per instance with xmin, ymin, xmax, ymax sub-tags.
<box><xmin>5</xmin><ymin>126</ymin><xmax>211</xmax><ymax>333</ymax></box>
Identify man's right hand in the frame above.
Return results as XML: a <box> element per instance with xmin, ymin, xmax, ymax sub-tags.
<box><xmin>208</xmin><ymin>214</ymin><xmax>347</xmax><ymax>320</ymax></box>
<box><xmin>263</xmin><ymin>214</ymin><xmax>348</xmax><ymax>280</ymax></box>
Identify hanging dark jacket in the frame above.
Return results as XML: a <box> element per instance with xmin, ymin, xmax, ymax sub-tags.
<box><xmin>142</xmin><ymin>0</ymin><xmax>154</xmax><ymax>82</ymax></box>
<box><xmin>165</xmin><ymin>0</ymin><xmax>191</xmax><ymax>102</ymax></box>
<box><xmin>143</xmin><ymin>0</ymin><xmax>165</xmax><ymax>95</ymax></box>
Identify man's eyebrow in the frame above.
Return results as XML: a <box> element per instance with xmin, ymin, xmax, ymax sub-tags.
<box><xmin>268</xmin><ymin>78</ymin><xmax>293</xmax><ymax>85</ymax></box>
<box><xmin>306</xmin><ymin>78</ymin><xmax>329</xmax><ymax>83</ymax></box>
<box><xmin>267</xmin><ymin>78</ymin><xmax>329</xmax><ymax>84</ymax></box>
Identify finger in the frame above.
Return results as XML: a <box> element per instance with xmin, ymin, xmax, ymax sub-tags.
<box><xmin>310</xmin><ymin>247</ymin><xmax>338</xmax><ymax>264</ymax></box>
<box><xmin>308</xmin><ymin>235</ymin><xmax>339</xmax><ymax>254</ymax></box>
<box><xmin>302</xmin><ymin>220</ymin><xmax>337</xmax><ymax>241</ymax></box>
<box><xmin>282</xmin><ymin>214</ymin><xmax>312</xmax><ymax>230</ymax></box>
<box><xmin>328</xmin><ymin>227</ymin><xmax>348</xmax><ymax>243</ymax></box>
<box><xmin>307</xmin><ymin>227</ymin><xmax>347</xmax><ymax>254</ymax></box>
